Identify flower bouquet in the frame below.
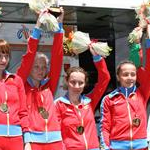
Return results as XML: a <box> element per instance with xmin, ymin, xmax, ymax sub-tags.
<box><xmin>135</xmin><ymin>3</ymin><xmax>150</xmax><ymax>29</ymax></box>
<box><xmin>29</xmin><ymin>0</ymin><xmax>59</xmax><ymax>32</ymax></box>
<box><xmin>63</xmin><ymin>31</ymin><xmax>112</xmax><ymax>57</ymax></box>
<box><xmin>128</xmin><ymin>27</ymin><xmax>143</xmax><ymax>44</ymax></box>
<box><xmin>63</xmin><ymin>32</ymin><xmax>74</xmax><ymax>55</ymax></box>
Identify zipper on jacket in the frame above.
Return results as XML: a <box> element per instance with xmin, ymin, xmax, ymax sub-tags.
<box><xmin>5</xmin><ymin>91</ymin><xmax>9</xmax><ymax>136</ymax></box>
<box><xmin>125</xmin><ymin>88</ymin><xmax>133</xmax><ymax>149</ymax></box>
<box><xmin>45</xmin><ymin>119</ymin><xmax>48</xmax><ymax>142</ymax></box>
<box><xmin>76</xmin><ymin>107</ymin><xmax>88</xmax><ymax>150</ymax></box>
<box><xmin>7</xmin><ymin>113</ymin><xmax>10</xmax><ymax>136</ymax></box>
<box><xmin>40</xmin><ymin>93</ymin><xmax>48</xmax><ymax>142</ymax></box>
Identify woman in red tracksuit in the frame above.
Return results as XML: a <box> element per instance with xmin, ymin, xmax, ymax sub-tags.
<box><xmin>0</xmin><ymin>40</ymin><xmax>31</xmax><ymax>150</ymax></box>
<box><xmin>55</xmin><ymin>46</ymin><xmax>110</xmax><ymax>150</ymax></box>
<box><xmin>17</xmin><ymin>8</ymin><xmax>65</xmax><ymax>150</ymax></box>
<box><xmin>99</xmin><ymin>26</ymin><xmax>150</xmax><ymax>150</ymax></box>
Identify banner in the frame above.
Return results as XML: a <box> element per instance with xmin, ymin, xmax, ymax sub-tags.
<box><xmin>0</xmin><ymin>23</ymin><xmax>54</xmax><ymax>45</ymax></box>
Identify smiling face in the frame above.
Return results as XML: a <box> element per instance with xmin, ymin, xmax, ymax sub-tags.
<box><xmin>117</xmin><ymin>63</ymin><xmax>137</xmax><ymax>88</ymax></box>
<box><xmin>67</xmin><ymin>71</ymin><xmax>86</xmax><ymax>95</ymax></box>
<box><xmin>0</xmin><ymin>52</ymin><xmax>9</xmax><ymax>71</ymax></box>
<box><xmin>0</xmin><ymin>40</ymin><xmax>10</xmax><ymax>73</ymax></box>
<box><xmin>65</xmin><ymin>67</ymin><xmax>88</xmax><ymax>96</ymax></box>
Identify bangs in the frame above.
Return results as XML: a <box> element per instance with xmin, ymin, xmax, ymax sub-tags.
<box><xmin>0</xmin><ymin>39</ymin><xmax>10</xmax><ymax>55</ymax></box>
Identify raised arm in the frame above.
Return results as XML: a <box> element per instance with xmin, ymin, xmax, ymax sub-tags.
<box><xmin>138</xmin><ymin>25</ymin><xmax>150</xmax><ymax>102</ymax></box>
<box><xmin>129</xmin><ymin>26</ymin><xmax>150</xmax><ymax>102</ymax></box>
<box><xmin>47</xmin><ymin>7</ymin><xmax>64</xmax><ymax>96</ymax></box>
<box><xmin>86</xmin><ymin>48</ymin><xmax>110</xmax><ymax>111</ymax></box>
<box><xmin>128</xmin><ymin>27</ymin><xmax>144</xmax><ymax>84</ymax></box>
<box><xmin>128</xmin><ymin>39</ymin><xmax>146</xmax><ymax>87</ymax></box>
<box><xmin>17</xmin><ymin>19</ymin><xmax>42</xmax><ymax>83</ymax></box>
<box><xmin>144</xmin><ymin>24</ymin><xmax>150</xmax><ymax>72</ymax></box>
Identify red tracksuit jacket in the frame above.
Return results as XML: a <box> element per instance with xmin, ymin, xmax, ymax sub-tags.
<box><xmin>0</xmin><ymin>71</ymin><xmax>30</xmax><ymax>142</ymax></box>
<box><xmin>100</xmin><ymin>39</ymin><xmax>150</xmax><ymax>150</ymax></box>
<box><xmin>55</xmin><ymin>57</ymin><xmax>110</xmax><ymax>150</ymax></box>
<box><xmin>17</xmin><ymin>29</ymin><xmax>63</xmax><ymax>143</ymax></box>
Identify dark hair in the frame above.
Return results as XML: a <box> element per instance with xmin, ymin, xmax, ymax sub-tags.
<box><xmin>116</xmin><ymin>60</ymin><xmax>136</xmax><ymax>75</ymax></box>
<box><xmin>65</xmin><ymin>66</ymin><xmax>88</xmax><ymax>85</ymax></box>
<box><xmin>0</xmin><ymin>39</ymin><xmax>11</xmax><ymax>57</ymax></box>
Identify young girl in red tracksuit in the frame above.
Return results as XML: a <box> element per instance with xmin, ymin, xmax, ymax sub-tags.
<box><xmin>0</xmin><ymin>40</ymin><xmax>31</xmax><ymax>150</ymax></box>
<box><xmin>99</xmin><ymin>26</ymin><xmax>150</xmax><ymax>150</ymax></box>
<box><xmin>55</xmin><ymin>47</ymin><xmax>110</xmax><ymax>150</ymax></box>
<box><xmin>17</xmin><ymin>8</ymin><xmax>65</xmax><ymax>150</ymax></box>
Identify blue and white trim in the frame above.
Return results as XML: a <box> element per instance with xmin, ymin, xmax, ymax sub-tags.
<box><xmin>99</xmin><ymin>95</ymin><xmax>110</xmax><ymax>150</ymax></box>
<box><xmin>28</xmin><ymin>131</ymin><xmax>62</xmax><ymax>143</ymax></box>
<box><xmin>0</xmin><ymin>124</ymin><xmax>22</xmax><ymax>136</ymax></box>
<box><xmin>27</xmin><ymin>77</ymin><xmax>50</xmax><ymax>87</ymax></box>
<box><xmin>55</xmin><ymin>23</ymin><xmax>64</xmax><ymax>33</ymax></box>
<box><xmin>93</xmin><ymin>55</ymin><xmax>102</xmax><ymax>62</ymax></box>
<box><xmin>108</xmin><ymin>85</ymin><xmax>136</xmax><ymax>98</ymax></box>
<box><xmin>110</xmin><ymin>139</ymin><xmax>148</xmax><ymax>149</ymax></box>
<box><xmin>23</xmin><ymin>132</ymin><xmax>31</xmax><ymax>143</ymax></box>
<box><xmin>55</xmin><ymin>93</ymin><xmax>91</xmax><ymax>105</ymax></box>
<box><xmin>146</xmin><ymin>39</ymin><xmax>150</xmax><ymax>49</ymax></box>
<box><xmin>0</xmin><ymin>125</ymin><xmax>32</xmax><ymax>143</ymax></box>
<box><xmin>31</xmin><ymin>28</ymin><xmax>42</xmax><ymax>39</ymax></box>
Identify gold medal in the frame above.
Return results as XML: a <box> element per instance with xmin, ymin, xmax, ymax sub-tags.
<box><xmin>0</xmin><ymin>103</ymin><xmax>8</xmax><ymax>113</ymax></box>
<box><xmin>132</xmin><ymin>117</ymin><xmax>141</xmax><ymax>127</ymax></box>
<box><xmin>38</xmin><ymin>107</ymin><xmax>49</xmax><ymax>119</ymax></box>
<box><xmin>77</xmin><ymin>126</ymin><xmax>84</xmax><ymax>134</ymax></box>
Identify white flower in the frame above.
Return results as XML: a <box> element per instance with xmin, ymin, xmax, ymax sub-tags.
<box><xmin>71</xmin><ymin>31</ymin><xmax>112</xmax><ymax>57</ymax></box>
<box><xmin>29</xmin><ymin>0</ymin><xmax>59</xmax><ymax>32</ymax></box>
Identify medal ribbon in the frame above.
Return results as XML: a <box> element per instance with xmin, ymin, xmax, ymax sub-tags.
<box><xmin>74</xmin><ymin>104</ymin><xmax>85</xmax><ymax>134</ymax></box>
<box><xmin>33</xmin><ymin>89</ymin><xmax>43</xmax><ymax>110</ymax></box>
<box><xmin>37</xmin><ymin>92</ymin><xmax>49</xmax><ymax>119</ymax></box>
<box><xmin>0</xmin><ymin>73</ymin><xmax>9</xmax><ymax>113</ymax></box>
<box><xmin>128</xmin><ymin>94</ymin><xmax>141</xmax><ymax>127</ymax></box>
<box><xmin>128</xmin><ymin>94</ymin><xmax>140</xmax><ymax>117</ymax></box>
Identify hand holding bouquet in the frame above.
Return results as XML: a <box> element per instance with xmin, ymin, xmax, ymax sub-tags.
<box><xmin>64</xmin><ymin>31</ymin><xmax>112</xmax><ymax>57</ymax></box>
<box><xmin>29</xmin><ymin>0</ymin><xmax>60</xmax><ymax>32</ymax></box>
<box><xmin>128</xmin><ymin>27</ymin><xmax>143</xmax><ymax>68</ymax></box>
<box><xmin>128</xmin><ymin>27</ymin><xmax>143</xmax><ymax>44</ymax></box>
<box><xmin>38</xmin><ymin>10</ymin><xmax>59</xmax><ymax>32</ymax></box>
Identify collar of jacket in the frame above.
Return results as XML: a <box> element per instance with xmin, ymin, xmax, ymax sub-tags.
<box><xmin>3</xmin><ymin>70</ymin><xmax>13</xmax><ymax>76</ymax></box>
<box><xmin>2</xmin><ymin>70</ymin><xmax>15</xmax><ymax>80</ymax></box>
<box><xmin>108</xmin><ymin>85</ymin><xmax>136</xmax><ymax>98</ymax></box>
<box><xmin>27</xmin><ymin>76</ymin><xmax>50</xmax><ymax>87</ymax></box>
<box><xmin>56</xmin><ymin>92</ymin><xmax>91</xmax><ymax>105</ymax></box>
